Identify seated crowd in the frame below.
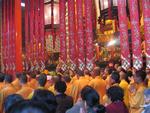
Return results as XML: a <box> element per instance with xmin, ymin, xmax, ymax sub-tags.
<box><xmin>0</xmin><ymin>63</ymin><xmax>150</xmax><ymax>113</ymax></box>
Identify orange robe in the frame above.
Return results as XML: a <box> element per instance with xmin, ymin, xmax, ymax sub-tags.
<box><xmin>89</xmin><ymin>76</ymin><xmax>106</xmax><ymax>104</ymax></box>
<box><xmin>129</xmin><ymin>83</ymin><xmax>146</xmax><ymax>113</ymax></box>
<box><xmin>12</xmin><ymin>78</ymin><xmax>21</xmax><ymax>91</ymax></box>
<box><xmin>0</xmin><ymin>82</ymin><xmax>4</xmax><ymax>91</ymax></box>
<box><xmin>0</xmin><ymin>83</ymin><xmax>17</xmax><ymax>112</ymax></box>
<box><xmin>84</xmin><ymin>75</ymin><xmax>92</xmax><ymax>81</ymax></box>
<box><xmin>119</xmin><ymin>79</ymin><xmax>129</xmax><ymax>107</ymax></box>
<box><xmin>70</xmin><ymin>75</ymin><xmax>78</xmax><ymax>84</ymax></box>
<box><xmin>70</xmin><ymin>76</ymin><xmax>89</xmax><ymax>103</ymax></box>
<box><xmin>16</xmin><ymin>84</ymin><xmax>33</xmax><ymax>99</ymax></box>
<box><xmin>65</xmin><ymin>82</ymin><xmax>72</xmax><ymax>96</ymax></box>
<box><xmin>28</xmin><ymin>79</ymin><xmax>38</xmax><ymax>89</ymax></box>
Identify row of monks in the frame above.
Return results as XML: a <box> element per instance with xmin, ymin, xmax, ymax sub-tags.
<box><xmin>0</xmin><ymin>63</ymin><xmax>150</xmax><ymax>113</ymax></box>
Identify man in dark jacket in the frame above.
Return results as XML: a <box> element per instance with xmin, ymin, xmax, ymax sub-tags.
<box><xmin>54</xmin><ymin>80</ymin><xmax>73</xmax><ymax>113</ymax></box>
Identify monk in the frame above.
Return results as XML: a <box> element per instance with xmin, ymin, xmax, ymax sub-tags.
<box><xmin>70</xmin><ymin>68</ymin><xmax>89</xmax><ymax>103</ymax></box>
<box><xmin>84</xmin><ymin>69</ymin><xmax>92</xmax><ymax>81</ymax></box>
<box><xmin>28</xmin><ymin>73</ymin><xmax>38</xmax><ymax>89</ymax></box>
<box><xmin>62</xmin><ymin>75</ymin><xmax>72</xmax><ymax>96</ymax></box>
<box><xmin>89</xmin><ymin>67</ymin><xmax>106</xmax><ymax>104</ymax></box>
<box><xmin>0</xmin><ymin>75</ymin><xmax>16</xmax><ymax>112</ymax></box>
<box><xmin>0</xmin><ymin>73</ymin><xmax>4</xmax><ymax>90</ymax></box>
<box><xmin>129</xmin><ymin>70</ymin><xmax>146</xmax><ymax>113</ymax></box>
<box><xmin>16</xmin><ymin>74</ymin><xmax>33</xmax><ymax>99</ymax></box>
<box><xmin>119</xmin><ymin>70</ymin><xmax>129</xmax><ymax>107</ymax></box>
<box><xmin>28</xmin><ymin>74</ymin><xmax>47</xmax><ymax>99</ymax></box>
<box><xmin>12</xmin><ymin>72</ymin><xmax>22</xmax><ymax>91</ymax></box>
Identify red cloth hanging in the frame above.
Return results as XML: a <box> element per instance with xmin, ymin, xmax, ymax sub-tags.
<box><xmin>59</xmin><ymin>0</ymin><xmax>67</xmax><ymax>71</ymax></box>
<box><xmin>142</xmin><ymin>0</ymin><xmax>150</xmax><ymax>69</ymax></box>
<box><xmin>118</xmin><ymin>0</ymin><xmax>131</xmax><ymax>70</ymax></box>
<box><xmin>129</xmin><ymin>0</ymin><xmax>143</xmax><ymax>70</ymax></box>
<box><xmin>68</xmin><ymin>0</ymin><xmax>77</xmax><ymax>70</ymax></box>
<box><xmin>76</xmin><ymin>0</ymin><xmax>86</xmax><ymax>71</ymax></box>
<box><xmin>84</xmin><ymin>0</ymin><xmax>94</xmax><ymax>71</ymax></box>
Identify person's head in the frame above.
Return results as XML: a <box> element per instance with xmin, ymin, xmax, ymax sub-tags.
<box><xmin>3</xmin><ymin>94</ymin><xmax>24</xmax><ymax>113</ymax></box>
<box><xmin>81</xmin><ymin>86</ymin><xmax>99</xmax><ymax>108</ymax></box>
<box><xmin>6</xmin><ymin>100</ymin><xmax>52</xmax><ymax>113</ymax></box>
<box><xmin>15</xmin><ymin>72</ymin><xmax>21</xmax><ymax>79</ymax></box>
<box><xmin>62</xmin><ymin>75</ymin><xmax>71</xmax><ymax>83</ymax></box>
<box><xmin>134</xmin><ymin>70</ymin><xmax>146</xmax><ymax>84</ymax></box>
<box><xmin>38</xmin><ymin>74</ymin><xmax>47</xmax><ymax>87</ymax></box>
<box><xmin>144</xmin><ymin>88</ymin><xmax>150</xmax><ymax>104</ymax></box>
<box><xmin>4</xmin><ymin>74</ymin><xmax>13</xmax><ymax>83</ymax></box>
<box><xmin>30</xmin><ymin>73</ymin><xmax>36</xmax><ymax>79</ymax></box>
<box><xmin>93</xmin><ymin>67</ymin><xmax>101</xmax><ymax>77</ymax></box>
<box><xmin>117</xmin><ymin>66</ymin><xmax>122</xmax><ymax>73</ymax></box>
<box><xmin>127</xmin><ymin>70</ymin><xmax>133</xmax><ymax>82</ymax></box>
<box><xmin>54</xmin><ymin>80</ymin><xmax>67</xmax><ymax>93</ymax></box>
<box><xmin>110</xmin><ymin>71</ymin><xmax>120</xmax><ymax>85</ymax></box>
<box><xmin>20</xmin><ymin>74</ymin><xmax>27</xmax><ymax>85</ymax></box>
<box><xmin>107</xmin><ymin>86</ymin><xmax>124</xmax><ymax>102</ymax></box>
<box><xmin>114</xmin><ymin>64</ymin><xmax>119</xmax><ymax>70</ymax></box>
<box><xmin>31</xmin><ymin>89</ymin><xmax>57</xmax><ymax>112</ymax></box>
<box><xmin>84</xmin><ymin>69</ymin><xmax>90</xmax><ymax>76</ymax></box>
<box><xmin>0</xmin><ymin>73</ymin><xmax>5</xmax><ymax>82</ymax></box>
<box><xmin>119</xmin><ymin>69</ymin><xmax>127</xmax><ymax>80</ymax></box>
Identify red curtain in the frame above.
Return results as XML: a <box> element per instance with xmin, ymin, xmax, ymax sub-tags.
<box><xmin>142</xmin><ymin>0</ymin><xmax>150</xmax><ymax>69</ymax></box>
<box><xmin>68</xmin><ymin>0</ymin><xmax>77</xmax><ymax>70</ymax></box>
<box><xmin>129</xmin><ymin>0</ymin><xmax>143</xmax><ymax>70</ymax></box>
<box><xmin>118</xmin><ymin>0</ymin><xmax>131</xmax><ymax>70</ymax></box>
<box><xmin>84</xmin><ymin>0</ymin><xmax>94</xmax><ymax>71</ymax></box>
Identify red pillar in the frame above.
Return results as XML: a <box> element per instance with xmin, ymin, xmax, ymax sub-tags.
<box><xmin>14</xmin><ymin>0</ymin><xmax>23</xmax><ymax>72</ymax></box>
<box><xmin>129</xmin><ymin>0</ymin><xmax>143</xmax><ymax>70</ymax></box>
<box><xmin>84</xmin><ymin>0</ymin><xmax>94</xmax><ymax>71</ymax></box>
<box><xmin>118</xmin><ymin>0</ymin><xmax>131</xmax><ymax>70</ymax></box>
<box><xmin>76</xmin><ymin>0</ymin><xmax>86</xmax><ymax>71</ymax></box>
<box><xmin>68</xmin><ymin>0</ymin><xmax>77</xmax><ymax>70</ymax></box>
<box><xmin>142</xmin><ymin>0</ymin><xmax>150</xmax><ymax>69</ymax></box>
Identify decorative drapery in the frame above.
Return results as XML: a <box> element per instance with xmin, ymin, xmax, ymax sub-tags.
<box><xmin>142</xmin><ymin>0</ymin><xmax>150</xmax><ymax>69</ymax></box>
<box><xmin>2</xmin><ymin>0</ymin><xmax>23</xmax><ymax>74</ymax></box>
<box><xmin>84</xmin><ymin>0</ymin><xmax>94</xmax><ymax>71</ymax></box>
<box><xmin>59</xmin><ymin>0</ymin><xmax>67</xmax><ymax>71</ymax></box>
<box><xmin>68</xmin><ymin>0</ymin><xmax>77</xmax><ymax>70</ymax></box>
<box><xmin>118</xmin><ymin>0</ymin><xmax>131</xmax><ymax>70</ymax></box>
<box><xmin>76</xmin><ymin>0</ymin><xmax>86</xmax><ymax>71</ymax></box>
<box><xmin>129</xmin><ymin>0</ymin><xmax>143</xmax><ymax>70</ymax></box>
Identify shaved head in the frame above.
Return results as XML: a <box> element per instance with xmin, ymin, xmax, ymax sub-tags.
<box><xmin>93</xmin><ymin>67</ymin><xmax>101</xmax><ymax>76</ymax></box>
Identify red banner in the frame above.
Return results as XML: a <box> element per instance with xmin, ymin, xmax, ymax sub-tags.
<box><xmin>84</xmin><ymin>0</ymin><xmax>94</xmax><ymax>71</ymax></box>
<box><xmin>59</xmin><ymin>0</ymin><xmax>67</xmax><ymax>71</ymax></box>
<box><xmin>76</xmin><ymin>0</ymin><xmax>86</xmax><ymax>71</ymax></box>
<box><xmin>129</xmin><ymin>0</ymin><xmax>143</xmax><ymax>70</ymax></box>
<box><xmin>118</xmin><ymin>0</ymin><xmax>131</xmax><ymax>70</ymax></box>
<box><xmin>68</xmin><ymin>0</ymin><xmax>77</xmax><ymax>70</ymax></box>
<box><xmin>142</xmin><ymin>0</ymin><xmax>150</xmax><ymax>69</ymax></box>
<box><xmin>39</xmin><ymin>0</ymin><xmax>45</xmax><ymax>70</ymax></box>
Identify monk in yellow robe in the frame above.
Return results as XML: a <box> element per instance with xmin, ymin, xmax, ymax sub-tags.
<box><xmin>28</xmin><ymin>74</ymin><xmax>47</xmax><ymax>99</ymax></box>
<box><xmin>70</xmin><ymin>69</ymin><xmax>89</xmax><ymax>103</ymax></box>
<box><xmin>12</xmin><ymin>73</ymin><xmax>22</xmax><ymax>91</ymax></box>
<box><xmin>62</xmin><ymin>75</ymin><xmax>72</xmax><ymax>96</ymax></box>
<box><xmin>89</xmin><ymin>67</ymin><xmax>106</xmax><ymax>104</ymax></box>
<box><xmin>103</xmin><ymin>71</ymin><xmax>120</xmax><ymax>106</ymax></box>
<box><xmin>28</xmin><ymin>73</ymin><xmax>38</xmax><ymax>89</ymax></box>
<box><xmin>84</xmin><ymin>69</ymin><xmax>92</xmax><ymax>81</ymax></box>
<box><xmin>0</xmin><ymin>73</ymin><xmax>5</xmax><ymax>90</ymax></box>
<box><xmin>16</xmin><ymin>74</ymin><xmax>33</xmax><ymax>99</ymax></box>
<box><xmin>129</xmin><ymin>70</ymin><xmax>147</xmax><ymax>113</ymax></box>
<box><xmin>0</xmin><ymin>75</ymin><xmax>16</xmax><ymax>112</ymax></box>
<box><xmin>119</xmin><ymin>70</ymin><xmax>129</xmax><ymax>107</ymax></box>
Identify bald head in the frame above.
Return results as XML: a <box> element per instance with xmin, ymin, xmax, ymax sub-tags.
<box><xmin>93</xmin><ymin>67</ymin><xmax>101</xmax><ymax>76</ymax></box>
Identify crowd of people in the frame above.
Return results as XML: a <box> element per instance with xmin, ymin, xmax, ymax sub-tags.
<box><xmin>0</xmin><ymin>62</ymin><xmax>150</xmax><ymax>113</ymax></box>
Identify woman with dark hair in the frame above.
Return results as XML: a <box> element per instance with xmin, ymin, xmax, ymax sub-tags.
<box><xmin>106</xmin><ymin>86</ymin><xmax>129</xmax><ymax>113</ymax></box>
<box><xmin>66</xmin><ymin>86</ymin><xmax>105</xmax><ymax>113</ymax></box>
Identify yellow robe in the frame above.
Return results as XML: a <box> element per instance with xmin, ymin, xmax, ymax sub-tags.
<box><xmin>84</xmin><ymin>75</ymin><xmax>92</xmax><ymax>81</ymax></box>
<box><xmin>65</xmin><ymin>82</ymin><xmax>72</xmax><ymax>96</ymax></box>
<box><xmin>28</xmin><ymin>79</ymin><xmax>38</xmax><ymax>89</ymax></box>
<box><xmin>89</xmin><ymin>76</ymin><xmax>106</xmax><ymax>104</ymax></box>
<box><xmin>70</xmin><ymin>76</ymin><xmax>89</xmax><ymax>103</ymax></box>
<box><xmin>129</xmin><ymin>83</ymin><xmax>146</xmax><ymax>113</ymax></box>
<box><xmin>119</xmin><ymin>79</ymin><xmax>129</xmax><ymax>107</ymax></box>
<box><xmin>16</xmin><ymin>84</ymin><xmax>33</xmax><ymax>99</ymax></box>
<box><xmin>12</xmin><ymin>78</ymin><xmax>21</xmax><ymax>91</ymax></box>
